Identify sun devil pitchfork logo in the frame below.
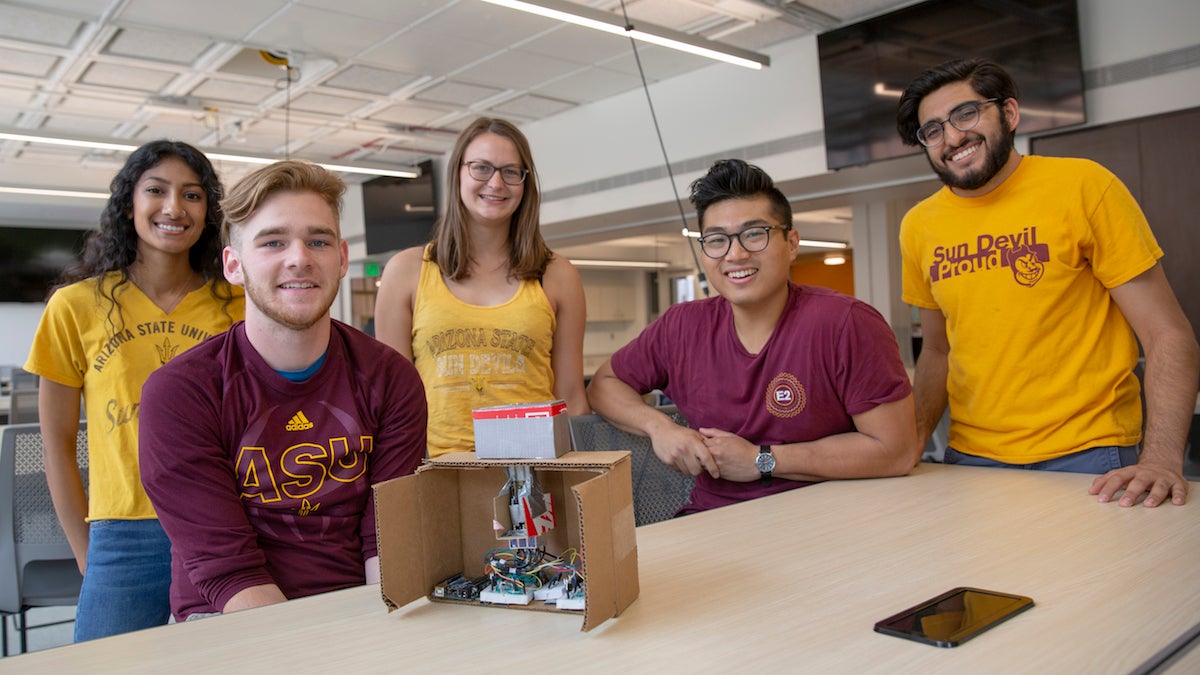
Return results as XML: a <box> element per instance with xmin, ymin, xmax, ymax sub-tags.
<box><xmin>766</xmin><ymin>372</ymin><xmax>806</xmax><ymax>418</ymax></box>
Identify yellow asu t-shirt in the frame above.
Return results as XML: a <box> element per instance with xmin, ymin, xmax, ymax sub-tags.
<box><xmin>411</xmin><ymin>250</ymin><xmax>556</xmax><ymax>457</ymax></box>
<box><xmin>900</xmin><ymin>156</ymin><xmax>1160</xmax><ymax>463</ymax></box>
<box><xmin>25</xmin><ymin>272</ymin><xmax>244</xmax><ymax>519</ymax></box>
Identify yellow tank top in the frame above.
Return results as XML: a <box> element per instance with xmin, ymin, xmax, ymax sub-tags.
<box><xmin>412</xmin><ymin>250</ymin><xmax>556</xmax><ymax>457</ymax></box>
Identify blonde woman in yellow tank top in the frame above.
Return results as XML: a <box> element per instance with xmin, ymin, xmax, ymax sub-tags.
<box><xmin>374</xmin><ymin>117</ymin><xmax>589</xmax><ymax>456</ymax></box>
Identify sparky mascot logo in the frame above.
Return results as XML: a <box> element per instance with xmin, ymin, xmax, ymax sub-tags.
<box><xmin>1002</xmin><ymin>243</ymin><xmax>1047</xmax><ymax>288</ymax></box>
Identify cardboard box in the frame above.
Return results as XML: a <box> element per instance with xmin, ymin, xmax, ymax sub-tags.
<box><xmin>374</xmin><ymin>451</ymin><xmax>639</xmax><ymax>631</ymax></box>
<box><xmin>472</xmin><ymin>400</ymin><xmax>570</xmax><ymax>459</ymax></box>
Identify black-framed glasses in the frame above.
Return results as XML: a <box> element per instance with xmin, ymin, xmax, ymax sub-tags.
<box><xmin>916</xmin><ymin>98</ymin><xmax>999</xmax><ymax>147</ymax></box>
<box><xmin>697</xmin><ymin>225</ymin><xmax>790</xmax><ymax>259</ymax></box>
<box><xmin>463</xmin><ymin>161</ymin><xmax>528</xmax><ymax>185</ymax></box>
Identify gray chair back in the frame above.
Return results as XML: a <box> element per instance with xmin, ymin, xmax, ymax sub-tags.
<box><xmin>570</xmin><ymin>406</ymin><xmax>693</xmax><ymax>526</ymax></box>
<box><xmin>0</xmin><ymin>422</ymin><xmax>87</xmax><ymax>620</ymax></box>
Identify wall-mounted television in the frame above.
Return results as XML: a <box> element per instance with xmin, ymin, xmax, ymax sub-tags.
<box><xmin>817</xmin><ymin>0</ymin><xmax>1085</xmax><ymax>171</ymax></box>
<box><xmin>0</xmin><ymin>226</ymin><xmax>92</xmax><ymax>303</ymax></box>
<box><xmin>362</xmin><ymin>159</ymin><xmax>438</xmax><ymax>256</ymax></box>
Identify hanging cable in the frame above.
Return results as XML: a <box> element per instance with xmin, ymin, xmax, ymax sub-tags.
<box><xmin>617</xmin><ymin>0</ymin><xmax>709</xmax><ymax>297</ymax></box>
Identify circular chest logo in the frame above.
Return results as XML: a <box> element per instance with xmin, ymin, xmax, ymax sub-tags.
<box><xmin>766</xmin><ymin>373</ymin><xmax>806</xmax><ymax>418</ymax></box>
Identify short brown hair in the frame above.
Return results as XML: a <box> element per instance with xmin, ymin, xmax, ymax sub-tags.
<box><xmin>221</xmin><ymin>160</ymin><xmax>345</xmax><ymax>246</ymax></box>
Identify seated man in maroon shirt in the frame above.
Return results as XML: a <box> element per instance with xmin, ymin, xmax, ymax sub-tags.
<box><xmin>139</xmin><ymin>160</ymin><xmax>427</xmax><ymax>619</ymax></box>
<box><xmin>587</xmin><ymin>159</ymin><xmax>919</xmax><ymax>514</ymax></box>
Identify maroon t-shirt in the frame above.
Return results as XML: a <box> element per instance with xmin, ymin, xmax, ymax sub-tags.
<box><xmin>140</xmin><ymin>321</ymin><xmax>427</xmax><ymax>618</ymax></box>
<box><xmin>611</xmin><ymin>284</ymin><xmax>910</xmax><ymax>514</ymax></box>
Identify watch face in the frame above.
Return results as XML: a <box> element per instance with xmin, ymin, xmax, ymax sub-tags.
<box><xmin>755</xmin><ymin>452</ymin><xmax>776</xmax><ymax>473</ymax></box>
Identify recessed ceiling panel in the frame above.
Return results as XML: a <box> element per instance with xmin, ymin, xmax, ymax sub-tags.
<box><xmin>120</xmin><ymin>0</ymin><xmax>288</xmax><ymax>42</ymax></box>
<box><xmin>189</xmin><ymin>78</ymin><xmax>277</xmax><ymax>105</ymax></box>
<box><xmin>518</xmin><ymin>24</ymin><xmax>632</xmax><ymax>66</ymax></box>
<box><xmin>531</xmin><ymin>66</ymin><xmax>640</xmax><ymax>104</ymax></box>
<box><xmin>0</xmin><ymin>4</ymin><xmax>82</xmax><ymax>46</ymax></box>
<box><xmin>369</xmin><ymin>102</ymin><xmax>455</xmax><ymax>127</ymax></box>
<box><xmin>359</xmin><ymin>27</ymin><xmax>499</xmax><ymax>77</ymax></box>
<box><xmin>79</xmin><ymin>62</ymin><xmax>176</xmax><ymax>92</ymax></box>
<box><xmin>324</xmin><ymin>65</ymin><xmax>423</xmax><ymax>95</ymax></box>
<box><xmin>489</xmin><ymin>94</ymin><xmax>575</xmax><ymax>119</ymax></box>
<box><xmin>415</xmin><ymin>80</ymin><xmax>505</xmax><ymax>107</ymax></box>
<box><xmin>457</xmin><ymin>49</ymin><xmax>585</xmax><ymax>91</ymax></box>
<box><xmin>54</xmin><ymin>93</ymin><xmax>143</xmax><ymax>119</ymax></box>
<box><xmin>289</xmin><ymin>91</ymin><xmax>370</xmax><ymax>115</ymax></box>
<box><xmin>104</xmin><ymin>26</ymin><xmax>214</xmax><ymax>65</ymax></box>
<box><xmin>0</xmin><ymin>48</ymin><xmax>59</xmax><ymax>78</ymax></box>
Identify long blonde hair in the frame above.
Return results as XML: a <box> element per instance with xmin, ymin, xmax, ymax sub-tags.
<box><xmin>430</xmin><ymin>117</ymin><xmax>551</xmax><ymax>281</ymax></box>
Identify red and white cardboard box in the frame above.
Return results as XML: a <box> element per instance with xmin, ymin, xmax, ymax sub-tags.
<box><xmin>472</xmin><ymin>400</ymin><xmax>571</xmax><ymax>459</ymax></box>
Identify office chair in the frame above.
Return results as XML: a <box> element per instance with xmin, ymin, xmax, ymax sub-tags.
<box><xmin>570</xmin><ymin>406</ymin><xmax>694</xmax><ymax>526</ymax></box>
<box><xmin>0</xmin><ymin>422</ymin><xmax>88</xmax><ymax>656</ymax></box>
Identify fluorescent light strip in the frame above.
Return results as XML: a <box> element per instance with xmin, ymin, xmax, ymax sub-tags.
<box><xmin>0</xmin><ymin>131</ymin><xmax>419</xmax><ymax>179</ymax></box>
<box><xmin>799</xmin><ymin>239</ymin><xmax>848</xmax><ymax>249</ymax></box>
<box><xmin>0</xmin><ymin>186</ymin><xmax>109</xmax><ymax>199</ymax></box>
<box><xmin>480</xmin><ymin>0</ymin><xmax>768</xmax><ymax>70</ymax></box>
<box><xmin>570</xmin><ymin>259</ymin><xmax>670</xmax><ymax>269</ymax></box>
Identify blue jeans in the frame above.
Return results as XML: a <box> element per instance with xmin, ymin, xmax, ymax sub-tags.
<box><xmin>74</xmin><ymin>519</ymin><xmax>172</xmax><ymax>642</ymax></box>
<box><xmin>944</xmin><ymin>445</ymin><xmax>1139</xmax><ymax>474</ymax></box>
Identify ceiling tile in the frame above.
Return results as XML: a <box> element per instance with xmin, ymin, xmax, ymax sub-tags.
<box><xmin>369</xmin><ymin>102</ymin><xmax>456</xmax><ymax>127</ymax></box>
<box><xmin>489</xmin><ymin>94</ymin><xmax>575</xmax><ymax>118</ymax></box>
<box><xmin>103</xmin><ymin>26</ymin><xmax>214</xmax><ymax>65</ymax></box>
<box><xmin>53</xmin><ymin>93</ymin><xmax>143</xmax><ymax>119</ymax></box>
<box><xmin>289</xmin><ymin>91</ymin><xmax>370</xmax><ymax>115</ymax></box>
<box><xmin>118</xmin><ymin>0</ymin><xmax>288</xmax><ymax>42</ymax></box>
<box><xmin>358</xmin><ymin>27</ymin><xmax>500</xmax><ymax>78</ymax></box>
<box><xmin>0</xmin><ymin>47</ymin><xmax>59</xmax><ymax>78</ymax></box>
<box><xmin>189</xmin><ymin>78</ymin><xmax>277</xmax><ymax>105</ymax></box>
<box><xmin>0</xmin><ymin>4</ymin><xmax>82</xmax><ymax>46</ymax></box>
<box><xmin>415</xmin><ymin>80</ymin><xmax>505</xmax><ymax>107</ymax></box>
<box><xmin>79</xmin><ymin>62</ymin><xmax>176</xmax><ymax>92</ymax></box>
<box><xmin>245</xmin><ymin>4</ymin><xmax>404</xmax><ymax>60</ymax></box>
<box><xmin>324</xmin><ymin>65</ymin><xmax>424</xmax><ymax>96</ymax></box>
<box><xmin>517</xmin><ymin>24</ymin><xmax>632</xmax><ymax>66</ymax></box>
<box><xmin>457</xmin><ymin>49</ymin><xmax>586</xmax><ymax>91</ymax></box>
<box><xmin>531</xmin><ymin>66</ymin><xmax>640</xmax><ymax>103</ymax></box>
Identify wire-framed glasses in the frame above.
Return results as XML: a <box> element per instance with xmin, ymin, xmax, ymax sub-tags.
<box><xmin>697</xmin><ymin>225</ymin><xmax>790</xmax><ymax>259</ymax></box>
<box><xmin>463</xmin><ymin>161</ymin><xmax>528</xmax><ymax>185</ymax></box>
<box><xmin>916</xmin><ymin>98</ymin><xmax>999</xmax><ymax>147</ymax></box>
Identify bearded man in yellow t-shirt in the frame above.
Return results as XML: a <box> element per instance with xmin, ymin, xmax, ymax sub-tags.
<box><xmin>896</xmin><ymin>58</ymin><xmax>1198</xmax><ymax>508</ymax></box>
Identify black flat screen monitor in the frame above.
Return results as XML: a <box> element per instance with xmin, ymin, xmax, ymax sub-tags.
<box><xmin>0</xmin><ymin>226</ymin><xmax>91</xmax><ymax>303</ymax></box>
<box><xmin>818</xmin><ymin>0</ymin><xmax>1085</xmax><ymax>170</ymax></box>
<box><xmin>362</xmin><ymin>159</ymin><xmax>438</xmax><ymax>255</ymax></box>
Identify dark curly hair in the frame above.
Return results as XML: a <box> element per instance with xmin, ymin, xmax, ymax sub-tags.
<box><xmin>55</xmin><ymin>139</ymin><xmax>233</xmax><ymax>330</ymax></box>
<box><xmin>688</xmin><ymin>159</ymin><xmax>792</xmax><ymax>231</ymax></box>
<box><xmin>896</xmin><ymin>58</ymin><xmax>1020</xmax><ymax>146</ymax></box>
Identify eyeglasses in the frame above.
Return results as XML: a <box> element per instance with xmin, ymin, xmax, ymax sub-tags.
<box><xmin>916</xmin><ymin>98</ymin><xmax>999</xmax><ymax>147</ymax></box>
<box><xmin>697</xmin><ymin>224</ymin><xmax>790</xmax><ymax>259</ymax></box>
<box><xmin>462</xmin><ymin>161</ymin><xmax>528</xmax><ymax>185</ymax></box>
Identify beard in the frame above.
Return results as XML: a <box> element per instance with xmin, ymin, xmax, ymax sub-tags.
<box><xmin>242</xmin><ymin>269</ymin><xmax>338</xmax><ymax>331</ymax></box>
<box><xmin>928</xmin><ymin>114</ymin><xmax>1016</xmax><ymax>191</ymax></box>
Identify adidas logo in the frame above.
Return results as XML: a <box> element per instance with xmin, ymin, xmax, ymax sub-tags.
<box><xmin>285</xmin><ymin>411</ymin><xmax>314</xmax><ymax>431</ymax></box>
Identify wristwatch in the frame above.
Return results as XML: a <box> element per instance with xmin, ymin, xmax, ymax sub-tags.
<box><xmin>755</xmin><ymin>445</ymin><xmax>776</xmax><ymax>486</ymax></box>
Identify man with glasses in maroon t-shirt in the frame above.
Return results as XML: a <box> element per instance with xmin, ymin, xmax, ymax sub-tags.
<box><xmin>587</xmin><ymin>159</ymin><xmax>919</xmax><ymax>514</ymax></box>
